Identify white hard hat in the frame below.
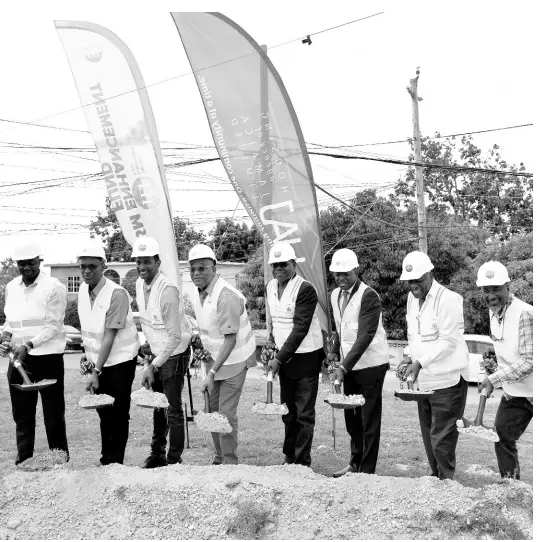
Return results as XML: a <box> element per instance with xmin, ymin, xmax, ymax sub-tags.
<box><xmin>476</xmin><ymin>261</ymin><xmax>510</xmax><ymax>287</ymax></box>
<box><xmin>268</xmin><ymin>242</ymin><xmax>296</xmax><ymax>264</ymax></box>
<box><xmin>132</xmin><ymin>237</ymin><xmax>160</xmax><ymax>257</ymax></box>
<box><xmin>188</xmin><ymin>244</ymin><xmax>217</xmax><ymax>262</ymax></box>
<box><xmin>12</xmin><ymin>241</ymin><xmax>43</xmax><ymax>261</ymax></box>
<box><xmin>400</xmin><ymin>251</ymin><xmax>434</xmax><ymax>280</ymax></box>
<box><xmin>77</xmin><ymin>240</ymin><xmax>106</xmax><ymax>261</ymax></box>
<box><xmin>329</xmin><ymin>248</ymin><xmax>359</xmax><ymax>272</ymax></box>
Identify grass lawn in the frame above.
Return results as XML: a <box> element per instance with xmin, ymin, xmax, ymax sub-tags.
<box><xmin>0</xmin><ymin>366</ymin><xmax>532</xmax><ymax>488</ymax></box>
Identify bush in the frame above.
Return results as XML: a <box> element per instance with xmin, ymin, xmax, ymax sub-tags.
<box><xmin>64</xmin><ymin>300</ymin><xmax>80</xmax><ymax>329</ymax></box>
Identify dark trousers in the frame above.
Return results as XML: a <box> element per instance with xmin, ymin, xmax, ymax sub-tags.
<box><xmin>96</xmin><ymin>357</ymin><xmax>137</xmax><ymax>464</ymax></box>
<box><xmin>8</xmin><ymin>353</ymin><xmax>69</xmax><ymax>464</ymax></box>
<box><xmin>343</xmin><ymin>362</ymin><xmax>389</xmax><ymax>473</ymax></box>
<box><xmin>280</xmin><ymin>372</ymin><xmax>319</xmax><ymax>467</ymax></box>
<box><xmin>417</xmin><ymin>376</ymin><xmax>468</xmax><ymax>480</ymax></box>
<box><xmin>494</xmin><ymin>395</ymin><xmax>533</xmax><ymax>479</ymax></box>
<box><xmin>150</xmin><ymin>350</ymin><xmax>189</xmax><ymax>464</ymax></box>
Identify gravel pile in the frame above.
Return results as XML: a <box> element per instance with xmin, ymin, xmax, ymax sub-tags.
<box><xmin>0</xmin><ymin>463</ymin><xmax>532</xmax><ymax>540</ymax></box>
<box><xmin>130</xmin><ymin>388</ymin><xmax>169</xmax><ymax>409</ymax></box>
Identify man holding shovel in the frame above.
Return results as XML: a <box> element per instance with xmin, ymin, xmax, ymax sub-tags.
<box><xmin>132</xmin><ymin>237</ymin><xmax>192</xmax><ymax>468</ymax></box>
<box><xmin>188</xmin><ymin>244</ymin><xmax>256</xmax><ymax>465</ymax></box>
<box><xmin>475</xmin><ymin>261</ymin><xmax>533</xmax><ymax>480</ymax></box>
<box><xmin>77</xmin><ymin>241</ymin><xmax>139</xmax><ymax>466</ymax></box>
<box><xmin>401</xmin><ymin>251</ymin><xmax>469</xmax><ymax>480</ymax></box>
<box><xmin>266</xmin><ymin>242</ymin><xmax>324</xmax><ymax>467</ymax></box>
<box><xmin>0</xmin><ymin>241</ymin><xmax>69</xmax><ymax>465</ymax></box>
<box><xmin>328</xmin><ymin>248</ymin><xmax>390</xmax><ymax>478</ymax></box>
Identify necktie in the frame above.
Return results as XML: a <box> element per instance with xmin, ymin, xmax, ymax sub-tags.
<box><xmin>340</xmin><ymin>290</ymin><xmax>350</xmax><ymax>314</ymax></box>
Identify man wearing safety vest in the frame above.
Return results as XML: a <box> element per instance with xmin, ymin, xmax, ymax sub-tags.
<box><xmin>0</xmin><ymin>241</ymin><xmax>69</xmax><ymax>465</ymax></box>
<box><xmin>475</xmin><ymin>261</ymin><xmax>533</xmax><ymax>480</ymax></box>
<box><xmin>266</xmin><ymin>242</ymin><xmax>325</xmax><ymax>467</ymax></box>
<box><xmin>328</xmin><ymin>248</ymin><xmax>390</xmax><ymax>478</ymax></box>
<box><xmin>133</xmin><ymin>237</ymin><xmax>192</xmax><ymax>468</ymax></box>
<box><xmin>401</xmin><ymin>251</ymin><xmax>469</xmax><ymax>480</ymax></box>
<box><xmin>77</xmin><ymin>241</ymin><xmax>140</xmax><ymax>465</ymax></box>
<box><xmin>188</xmin><ymin>244</ymin><xmax>256</xmax><ymax>465</ymax></box>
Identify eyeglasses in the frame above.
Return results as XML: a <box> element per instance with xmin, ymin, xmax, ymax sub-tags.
<box><xmin>271</xmin><ymin>262</ymin><xmax>289</xmax><ymax>269</ymax></box>
<box><xmin>78</xmin><ymin>264</ymin><xmax>99</xmax><ymax>272</ymax></box>
<box><xmin>190</xmin><ymin>265</ymin><xmax>214</xmax><ymax>274</ymax></box>
<box><xmin>17</xmin><ymin>259</ymin><xmax>39</xmax><ymax>267</ymax></box>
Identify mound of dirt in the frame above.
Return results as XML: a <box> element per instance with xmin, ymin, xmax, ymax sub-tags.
<box><xmin>0</xmin><ymin>464</ymin><xmax>532</xmax><ymax>540</ymax></box>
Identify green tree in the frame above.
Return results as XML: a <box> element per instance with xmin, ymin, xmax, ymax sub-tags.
<box><xmin>395</xmin><ymin>135</ymin><xmax>532</xmax><ymax>239</ymax></box>
<box><xmin>88</xmin><ymin>198</ymin><xmax>207</xmax><ymax>261</ymax></box>
<box><xmin>64</xmin><ymin>300</ymin><xmax>81</xmax><ymax>329</ymax></box>
<box><xmin>121</xmin><ymin>276</ymin><xmax>138</xmax><ymax>311</ymax></box>
<box><xmin>449</xmin><ymin>232</ymin><xmax>533</xmax><ymax>335</ymax></box>
<box><xmin>209</xmin><ymin>218</ymin><xmax>263</xmax><ymax>262</ymax></box>
<box><xmin>236</xmin><ymin>246</ymin><xmax>266</xmax><ymax>329</ymax></box>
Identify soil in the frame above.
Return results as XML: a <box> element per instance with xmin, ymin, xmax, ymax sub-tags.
<box><xmin>0</xmin><ymin>462</ymin><xmax>532</xmax><ymax>540</ymax></box>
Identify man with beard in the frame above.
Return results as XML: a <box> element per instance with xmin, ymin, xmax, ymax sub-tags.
<box><xmin>266</xmin><ymin>242</ymin><xmax>324</xmax><ymax>467</ymax></box>
<box><xmin>476</xmin><ymin>261</ymin><xmax>533</xmax><ymax>480</ymax></box>
<box><xmin>328</xmin><ymin>248</ymin><xmax>390</xmax><ymax>477</ymax></box>
<box><xmin>401</xmin><ymin>251</ymin><xmax>469</xmax><ymax>480</ymax></box>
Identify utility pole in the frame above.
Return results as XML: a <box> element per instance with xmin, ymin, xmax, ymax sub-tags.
<box><xmin>407</xmin><ymin>68</ymin><xmax>428</xmax><ymax>254</ymax></box>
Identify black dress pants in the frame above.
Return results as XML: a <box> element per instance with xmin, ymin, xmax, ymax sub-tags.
<box><xmin>342</xmin><ymin>362</ymin><xmax>389</xmax><ymax>473</ymax></box>
<box><xmin>494</xmin><ymin>395</ymin><xmax>533</xmax><ymax>479</ymax></box>
<box><xmin>150</xmin><ymin>350</ymin><xmax>189</xmax><ymax>464</ymax></box>
<box><xmin>8</xmin><ymin>353</ymin><xmax>69</xmax><ymax>464</ymax></box>
<box><xmin>95</xmin><ymin>357</ymin><xmax>137</xmax><ymax>464</ymax></box>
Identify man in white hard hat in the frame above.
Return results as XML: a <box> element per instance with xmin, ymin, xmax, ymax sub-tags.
<box><xmin>266</xmin><ymin>242</ymin><xmax>325</xmax><ymax>467</ymax></box>
<box><xmin>77</xmin><ymin>240</ymin><xmax>140</xmax><ymax>465</ymax></box>
<box><xmin>400</xmin><ymin>250</ymin><xmax>469</xmax><ymax>480</ymax></box>
<box><xmin>133</xmin><ymin>237</ymin><xmax>192</xmax><ymax>468</ymax></box>
<box><xmin>0</xmin><ymin>241</ymin><xmax>69</xmax><ymax>465</ymax></box>
<box><xmin>476</xmin><ymin>261</ymin><xmax>533</xmax><ymax>480</ymax></box>
<box><xmin>188</xmin><ymin>244</ymin><xmax>256</xmax><ymax>465</ymax></box>
<box><xmin>327</xmin><ymin>248</ymin><xmax>390</xmax><ymax>478</ymax></box>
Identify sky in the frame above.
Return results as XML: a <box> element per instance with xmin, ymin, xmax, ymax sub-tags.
<box><xmin>0</xmin><ymin>0</ymin><xmax>533</xmax><ymax>264</ymax></box>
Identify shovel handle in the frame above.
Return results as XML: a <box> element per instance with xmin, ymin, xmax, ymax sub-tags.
<box><xmin>10</xmin><ymin>355</ymin><xmax>34</xmax><ymax>386</ymax></box>
<box><xmin>266</xmin><ymin>372</ymin><xmax>273</xmax><ymax>404</ymax></box>
<box><xmin>406</xmin><ymin>375</ymin><xmax>414</xmax><ymax>391</ymax></box>
<box><xmin>333</xmin><ymin>379</ymin><xmax>342</xmax><ymax>394</ymax></box>
<box><xmin>204</xmin><ymin>390</ymin><xmax>211</xmax><ymax>413</ymax></box>
<box><xmin>475</xmin><ymin>391</ymin><xmax>488</xmax><ymax>426</ymax></box>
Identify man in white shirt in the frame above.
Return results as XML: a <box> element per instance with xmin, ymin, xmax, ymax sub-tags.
<box><xmin>401</xmin><ymin>251</ymin><xmax>469</xmax><ymax>480</ymax></box>
<box><xmin>475</xmin><ymin>261</ymin><xmax>533</xmax><ymax>480</ymax></box>
<box><xmin>77</xmin><ymin>241</ymin><xmax>140</xmax><ymax>466</ymax></box>
<box><xmin>0</xmin><ymin>241</ymin><xmax>69</xmax><ymax>465</ymax></box>
<box><xmin>133</xmin><ymin>237</ymin><xmax>192</xmax><ymax>468</ymax></box>
<box><xmin>188</xmin><ymin>244</ymin><xmax>256</xmax><ymax>465</ymax></box>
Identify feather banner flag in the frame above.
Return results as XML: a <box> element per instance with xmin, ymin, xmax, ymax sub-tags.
<box><xmin>55</xmin><ymin>21</ymin><xmax>185</xmax><ymax>300</ymax></box>
<box><xmin>172</xmin><ymin>12</ymin><xmax>330</xmax><ymax>332</ymax></box>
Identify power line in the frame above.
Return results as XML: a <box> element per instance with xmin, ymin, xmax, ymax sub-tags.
<box><xmin>0</xmin><ymin>118</ymin><xmax>90</xmax><ymax>134</ymax></box>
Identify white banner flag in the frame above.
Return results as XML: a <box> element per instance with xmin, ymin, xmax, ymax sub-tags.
<box><xmin>55</xmin><ymin>20</ymin><xmax>183</xmax><ymax>294</ymax></box>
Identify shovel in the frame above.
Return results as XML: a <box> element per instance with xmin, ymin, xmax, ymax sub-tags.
<box><xmin>130</xmin><ymin>356</ymin><xmax>169</xmax><ymax>409</ymax></box>
<box><xmin>7</xmin><ymin>350</ymin><xmax>57</xmax><ymax>391</ymax></box>
<box><xmin>394</xmin><ymin>375</ymin><xmax>434</xmax><ymax>402</ymax></box>
<box><xmin>457</xmin><ymin>389</ymin><xmax>499</xmax><ymax>442</ymax></box>
<box><xmin>78</xmin><ymin>386</ymin><xmax>115</xmax><ymax>409</ymax></box>
<box><xmin>195</xmin><ymin>390</ymin><xmax>232</xmax><ymax>433</ymax></box>
<box><xmin>324</xmin><ymin>379</ymin><xmax>365</xmax><ymax>409</ymax></box>
<box><xmin>252</xmin><ymin>372</ymin><xmax>288</xmax><ymax>415</ymax></box>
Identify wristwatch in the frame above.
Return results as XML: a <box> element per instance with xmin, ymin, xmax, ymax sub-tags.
<box><xmin>93</xmin><ymin>367</ymin><xmax>102</xmax><ymax>376</ymax></box>
<box><xmin>23</xmin><ymin>341</ymin><xmax>33</xmax><ymax>352</ymax></box>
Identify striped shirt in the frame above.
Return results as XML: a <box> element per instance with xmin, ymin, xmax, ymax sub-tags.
<box><xmin>3</xmin><ymin>271</ymin><xmax>67</xmax><ymax>349</ymax></box>
<box><xmin>143</xmin><ymin>272</ymin><xmax>183</xmax><ymax>368</ymax></box>
<box><xmin>488</xmin><ymin>294</ymin><xmax>533</xmax><ymax>388</ymax></box>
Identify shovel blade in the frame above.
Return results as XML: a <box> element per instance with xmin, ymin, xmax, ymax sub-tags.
<box><xmin>12</xmin><ymin>379</ymin><xmax>57</xmax><ymax>391</ymax></box>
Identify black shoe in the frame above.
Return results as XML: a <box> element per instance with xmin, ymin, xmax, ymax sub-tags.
<box><xmin>282</xmin><ymin>456</ymin><xmax>295</xmax><ymax>465</ymax></box>
<box><xmin>332</xmin><ymin>465</ymin><xmax>357</xmax><ymax>478</ymax></box>
<box><xmin>100</xmin><ymin>456</ymin><xmax>111</xmax><ymax>466</ymax></box>
<box><xmin>142</xmin><ymin>456</ymin><xmax>167</xmax><ymax>469</ymax></box>
<box><xmin>212</xmin><ymin>461</ymin><xmax>222</xmax><ymax>465</ymax></box>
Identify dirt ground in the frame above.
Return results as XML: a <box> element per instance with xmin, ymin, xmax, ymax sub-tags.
<box><xmin>0</xmin><ymin>461</ymin><xmax>533</xmax><ymax>540</ymax></box>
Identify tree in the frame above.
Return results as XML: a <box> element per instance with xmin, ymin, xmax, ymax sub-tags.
<box><xmin>0</xmin><ymin>258</ymin><xmax>17</xmax><ymax>277</ymax></box>
<box><xmin>121</xmin><ymin>276</ymin><xmax>138</xmax><ymax>311</ymax></box>
<box><xmin>449</xmin><ymin>232</ymin><xmax>533</xmax><ymax>335</ymax></box>
<box><xmin>209</xmin><ymin>218</ymin><xmax>263</xmax><ymax>262</ymax></box>
<box><xmin>236</xmin><ymin>246</ymin><xmax>266</xmax><ymax>329</ymax></box>
<box><xmin>88</xmin><ymin>198</ymin><xmax>207</xmax><ymax>262</ymax></box>
<box><xmin>395</xmin><ymin>135</ymin><xmax>532</xmax><ymax>240</ymax></box>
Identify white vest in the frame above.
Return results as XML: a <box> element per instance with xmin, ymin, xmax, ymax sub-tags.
<box><xmin>331</xmin><ymin>282</ymin><xmax>389</xmax><ymax>370</ymax></box>
<box><xmin>78</xmin><ymin>278</ymin><xmax>140</xmax><ymax>367</ymax></box>
<box><xmin>267</xmin><ymin>275</ymin><xmax>324</xmax><ymax>353</ymax></box>
<box><xmin>491</xmin><ymin>297</ymin><xmax>533</xmax><ymax>397</ymax></box>
<box><xmin>135</xmin><ymin>274</ymin><xmax>191</xmax><ymax>357</ymax></box>
<box><xmin>5</xmin><ymin>274</ymin><xmax>67</xmax><ymax>355</ymax></box>
<box><xmin>192</xmin><ymin>277</ymin><xmax>255</xmax><ymax>365</ymax></box>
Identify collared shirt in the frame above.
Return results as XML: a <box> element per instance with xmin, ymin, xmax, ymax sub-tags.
<box><xmin>89</xmin><ymin>276</ymin><xmax>129</xmax><ymax>329</ymax></box>
<box><xmin>198</xmin><ymin>274</ymin><xmax>248</xmax><ymax>379</ymax></box>
<box><xmin>3</xmin><ymin>271</ymin><xmax>67</xmax><ymax>349</ymax></box>
<box><xmin>143</xmin><ymin>272</ymin><xmax>183</xmax><ymax>368</ymax></box>
<box><xmin>488</xmin><ymin>293</ymin><xmax>533</xmax><ymax>388</ymax></box>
